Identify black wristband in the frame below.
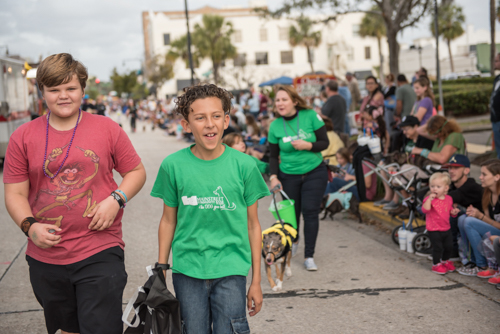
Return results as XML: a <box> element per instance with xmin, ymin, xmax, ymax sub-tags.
<box><xmin>110</xmin><ymin>191</ymin><xmax>125</xmax><ymax>209</ymax></box>
<box><xmin>155</xmin><ymin>263</ymin><xmax>170</xmax><ymax>270</ymax></box>
<box><xmin>21</xmin><ymin>217</ymin><xmax>38</xmax><ymax>237</ymax></box>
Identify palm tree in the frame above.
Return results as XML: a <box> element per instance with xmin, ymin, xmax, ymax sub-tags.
<box><xmin>167</xmin><ymin>35</ymin><xmax>201</xmax><ymax>69</ymax></box>
<box><xmin>359</xmin><ymin>7</ymin><xmax>386</xmax><ymax>80</ymax></box>
<box><xmin>289</xmin><ymin>16</ymin><xmax>322</xmax><ymax>74</ymax></box>
<box><xmin>192</xmin><ymin>14</ymin><xmax>237</xmax><ymax>85</ymax></box>
<box><xmin>431</xmin><ymin>4</ymin><xmax>465</xmax><ymax>73</ymax></box>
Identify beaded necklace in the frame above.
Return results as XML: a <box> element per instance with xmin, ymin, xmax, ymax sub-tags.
<box><xmin>43</xmin><ymin>109</ymin><xmax>82</xmax><ymax>179</ymax></box>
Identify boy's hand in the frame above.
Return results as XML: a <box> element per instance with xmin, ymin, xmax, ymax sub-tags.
<box><xmin>247</xmin><ymin>283</ymin><xmax>263</xmax><ymax>317</ymax></box>
<box><xmin>29</xmin><ymin>223</ymin><xmax>62</xmax><ymax>249</ymax></box>
<box><xmin>450</xmin><ymin>208</ymin><xmax>460</xmax><ymax>216</ymax></box>
<box><xmin>87</xmin><ymin>196</ymin><xmax>120</xmax><ymax>231</ymax></box>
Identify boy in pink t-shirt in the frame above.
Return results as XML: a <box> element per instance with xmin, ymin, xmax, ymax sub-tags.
<box><xmin>422</xmin><ymin>172</ymin><xmax>460</xmax><ymax>275</ymax></box>
<box><xmin>3</xmin><ymin>53</ymin><xmax>146</xmax><ymax>334</ymax></box>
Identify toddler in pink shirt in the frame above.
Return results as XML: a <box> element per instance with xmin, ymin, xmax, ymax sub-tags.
<box><xmin>422</xmin><ymin>172</ymin><xmax>460</xmax><ymax>275</ymax></box>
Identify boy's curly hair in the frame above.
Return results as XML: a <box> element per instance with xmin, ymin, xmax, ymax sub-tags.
<box><xmin>175</xmin><ymin>84</ymin><xmax>233</xmax><ymax>120</ymax></box>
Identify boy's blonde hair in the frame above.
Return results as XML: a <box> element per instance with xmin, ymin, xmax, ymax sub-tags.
<box><xmin>429</xmin><ymin>172</ymin><xmax>451</xmax><ymax>186</ymax></box>
<box><xmin>36</xmin><ymin>53</ymin><xmax>88</xmax><ymax>92</ymax></box>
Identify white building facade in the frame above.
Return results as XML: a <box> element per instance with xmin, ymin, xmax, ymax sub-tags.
<box><xmin>142</xmin><ymin>3</ymin><xmax>389</xmax><ymax>97</ymax></box>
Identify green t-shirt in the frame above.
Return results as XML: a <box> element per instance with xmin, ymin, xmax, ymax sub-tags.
<box><xmin>431</xmin><ymin>132</ymin><xmax>465</xmax><ymax>155</ymax></box>
<box><xmin>151</xmin><ymin>145</ymin><xmax>270</xmax><ymax>279</ymax></box>
<box><xmin>268</xmin><ymin>109</ymin><xmax>325</xmax><ymax>175</ymax></box>
<box><xmin>251</xmin><ymin>156</ymin><xmax>269</xmax><ymax>174</ymax></box>
<box><xmin>395</xmin><ymin>84</ymin><xmax>417</xmax><ymax>117</ymax></box>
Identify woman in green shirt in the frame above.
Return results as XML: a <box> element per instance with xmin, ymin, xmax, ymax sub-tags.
<box><xmin>411</xmin><ymin>115</ymin><xmax>465</xmax><ymax>164</ymax></box>
<box><xmin>268</xmin><ymin>85</ymin><xmax>330</xmax><ymax>271</ymax></box>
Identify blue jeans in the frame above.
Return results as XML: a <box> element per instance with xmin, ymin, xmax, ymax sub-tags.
<box><xmin>172</xmin><ymin>274</ymin><xmax>249</xmax><ymax>334</ymax></box>
<box><xmin>324</xmin><ymin>177</ymin><xmax>359</xmax><ymax>201</ymax></box>
<box><xmin>458</xmin><ymin>216</ymin><xmax>500</xmax><ymax>267</ymax></box>
<box><xmin>344</xmin><ymin>115</ymin><xmax>351</xmax><ymax>136</ymax></box>
<box><xmin>493</xmin><ymin>121</ymin><xmax>500</xmax><ymax>159</ymax></box>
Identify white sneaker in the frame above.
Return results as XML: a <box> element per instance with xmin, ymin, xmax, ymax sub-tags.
<box><xmin>292</xmin><ymin>242</ymin><xmax>298</xmax><ymax>257</ymax></box>
<box><xmin>304</xmin><ymin>258</ymin><xmax>318</xmax><ymax>271</ymax></box>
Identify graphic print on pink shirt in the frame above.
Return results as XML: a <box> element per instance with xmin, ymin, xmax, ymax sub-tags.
<box><xmin>422</xmin><ymin>195</ymin><xmax>454</xmax><ymax>231</ymax></box>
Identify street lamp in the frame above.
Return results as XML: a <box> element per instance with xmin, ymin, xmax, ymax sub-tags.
<box><xmin>184</xmin><ymin>0</ymin><xmax>195</xmax><ymax>86</ymax></box>
<box><xmin>433</xmin><ymin>0</ymin><xmax>444</xmax><ymax>114</ymax></box>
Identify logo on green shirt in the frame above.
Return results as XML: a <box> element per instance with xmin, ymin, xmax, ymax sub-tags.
<box><xmin>181</xmin><ymin>186</ymin><xmax>236</xmax><ymax>211</ymax></box>
<box><xmin>282</xmin><ymin>129</ymin><xmax>312</xmax><ymax>143</ymax></box>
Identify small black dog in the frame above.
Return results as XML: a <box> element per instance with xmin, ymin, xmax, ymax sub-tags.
<box><xmin>320</xmin><ymin>193</ymin><xmax>362</xmax><ymax>222</ymax></box>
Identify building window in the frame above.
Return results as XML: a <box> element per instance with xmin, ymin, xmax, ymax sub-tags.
<box><xmin>279</xmin><ymin>27</ymin><xmax>289</xmax><ymax>41</ymax></box>
<box><xmin>255</xmin><ymin>52</ymin><xmax>268</xmax><ymax>65</ymax></box>
<box><xmin>307</xmin><ymin>49</ymin><xmax>315</xmax><ymax>63</ymax></box>
<box><xmin>353</xmin><ymin>25</ymin><xmax>360</xmax><ymax>37</ymax></box>
<box><xmin>232</xmin><ymin>30</ymin><xmax>243</xmax><ymax>43</ymax></box>
<box><xmin>281</xmin><ymin>51</ymin><xmax>294</xmax><ymax>64</ymax></box>
<box><xmin>260</xmin><ymin>28</ymin><xmax>268</xmax><ymax>42</ymax></box>
<box><xmin>234</xmin><ymin>53</ymin><xmax>247</xmax><ymax>67</ymax></box>
<box><xmin>348</xmin><ymin>47</ymin><xmax>354</xmax><ymax>61</ymax></box>
<box><xmin>163</xmin><ymin>33</ymin><xmax>170</xmax><ymax>46</ymax></box>
<box><xmin>365</xmin><ymin>46</ymin><xmax>371</xmax><ymax>60</ymax></box>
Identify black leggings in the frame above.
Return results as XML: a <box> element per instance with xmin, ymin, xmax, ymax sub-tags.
<box><xmin>279</xmin><ymin>163</ymin><xmax>328</xmax><ymax>258</ymax></box>
<box><xmin>428</xmin><ymin>230</ymin><xmax>453</xmax><ymax>265</ymax></box>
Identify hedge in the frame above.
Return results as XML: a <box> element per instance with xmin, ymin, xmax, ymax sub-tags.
<box><xmin>432</xmin><ymin>77</ymin><xmax>494</xmax><ymax>86</ymax></box>
<box><xmin>435</xmin><ymin>87</ymin><xmax>492</xmax><ymax>116</ymax></box>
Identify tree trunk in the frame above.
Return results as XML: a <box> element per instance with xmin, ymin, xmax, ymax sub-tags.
<box><xmin>377</xmin><ymin>36</ymin><xmax>384</xmax><ymax>80</ymax></box>
<box><xmin>491</xmin><ymin>0</ymin><xmax>496</xmax><ymax>76</ymax></box>
<box><xmin>447</xmin><ymin>39</ymin><xmax>455</xmax><ymax>73</ymax></box>
<box><xmin>386</xmin><ymin>28</ymin><xmax>400</xmax><ymax>76</ymax></box>
<box><xmin>307</xmin><ymin>46</ymin><xmax>315</xmax><ymax>74</ymax></box>
<box><xmin>213</xmin><ymin>62</ymin><xmax>219</xmax><ymax>85</ymax></box>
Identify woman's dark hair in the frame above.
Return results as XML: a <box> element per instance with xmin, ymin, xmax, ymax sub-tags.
<box><xmin>273</xmin><ymin>85</ymin><xmax>311</xmax><ymax>115</ymax></box>
<box><xmin>480</xmin><ymin>159</ymin><xmax>500</xmax><ymax>213</ymax></box>
<box><xmin>426</xmin><ymin>115</ymin><xmax>461</xmax><ymax>139</ymax></box>
<box><xmin>320</xmin><ymin>114</ymin><xmax>334</xmax><ymax>131</ymax></box>
<box><xmin>365</xmin><ymin>105</ymin><xmax>387</xmax><ymax>143</ymax></box>
<box><xmin>336</xmin><ymin>147</ymin><xmax>351</xmax><ymax>164</ymax></box>
<box><xmin>175</xmin><ymin>84</ymin><xmax>233</xmax><ymax>120</ymax></box>
<box><xmin>365</xmin><ymin>75</ymin><xmax>382</xmax><ymax>98</ymax></box>
<box><xmin>245</xmin><ymin>114</ymin><xmax>260</xmax><ymax>136</ymax></box>
<box><xmin>414</xmin><ymin>76</ymin><xmax>435</xmax><ymax>103</ymax></box>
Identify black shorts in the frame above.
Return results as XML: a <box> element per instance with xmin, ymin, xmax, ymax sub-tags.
<box><xmin>27</xmin><ymin>246</ymin><xmax>127</xmax><ymax>334</ymax></box>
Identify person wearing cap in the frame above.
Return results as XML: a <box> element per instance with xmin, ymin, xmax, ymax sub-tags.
<box><xmin>445</xmin><ymin>154</ymin><xmax>483</xmax><ymax>260</ymax></box>
<box><xmin>345</xmin><ymin>72</ymin><xmax>361</xmax><ymax>112</ymax></box>
<box><xmin>375</xmin><ymin>115</ymin><xmax>434</xmax><ymax>212</ymax></box>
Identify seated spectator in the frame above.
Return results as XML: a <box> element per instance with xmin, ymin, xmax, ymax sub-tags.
<box><xmin>320</xmin><ymin>116</ymin><xmax>345</xmax><ymax>166</ymax></box>
<box><xmin>359</xmin><ymin>76</ymin><xmax>384</xmax><ymax>115</ymax></box>
<box><xmin>411</xmin><ymin>76</ymin><xmax>435</xmax><ymax>132</ymax></box>
<box><xmin>376</xmin><ymin>116</ymin><xmax>434</xmax><ymax>210</ymax></box>
<box><xmin>325</xmin><ymin>144</ymin><xmax>376</xmax><ymax>201</ymax></box>
<box><xmin>222</xmin><ymin>132</ymin><xmax>269</xmax><ymax>175</ymax></box>
<box><xmin>245</xmin><ymin>114</ymin><xmax>261</xmax><ymax>140</ymax></box>
<box><xmin>457</xmin><ymin>159</ymin><xmax>500</xmax><ymax>277</ymax></box>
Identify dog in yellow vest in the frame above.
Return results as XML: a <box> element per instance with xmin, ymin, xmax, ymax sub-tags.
<box><xmin>262</xmin><ymin>222</ymin><xmax>297</xmax><ymax>291</ymax></box>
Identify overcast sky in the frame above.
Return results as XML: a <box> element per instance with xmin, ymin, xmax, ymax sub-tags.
<box><xmin>0</xmin><ymin>0</ymin><xmax>495</xmax><ymax>80</ymax></box>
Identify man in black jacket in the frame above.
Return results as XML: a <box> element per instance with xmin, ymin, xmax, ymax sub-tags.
<box><xmin>445</xmin><ymin>155</ymin><xmax>483</xmax><ymax>260</ymax></box>
<box><xmin>491</xmin><ymin>53</ymin><xmax>500</xmax><ymax>159</ymax></box>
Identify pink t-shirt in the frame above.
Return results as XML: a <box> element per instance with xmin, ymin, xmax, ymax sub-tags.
<box><xmin>421</xmin><ymin>195</ymin><xmax>454</xmax><ymax>231</ymax></box>
<box><xmin>3</xmin><ymin>112</ymin><xmax>141</xmax><ymax>265</ymax></box>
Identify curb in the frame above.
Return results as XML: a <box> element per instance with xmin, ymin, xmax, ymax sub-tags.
<box><xmin>359</xmin><ymin>202</ymin><xmax>426</xmax><ymax>231</ymax></box>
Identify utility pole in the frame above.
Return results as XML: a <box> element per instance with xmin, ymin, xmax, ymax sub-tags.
<box><xmin>434</xmin><ymin>0</ymin><xmax>444</xmax><ymax>114</ymax></box>
<box><xmin>184</xmin><ymin>0</ymin><xmax>195</xmax><ymax>86</ymax></box>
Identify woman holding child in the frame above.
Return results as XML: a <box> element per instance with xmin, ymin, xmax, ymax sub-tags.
<box><xmin>457</xmin><ymin>159</ymin><xmax>500</xmax><ymax>277</ymax></box>
<box><xmin>268</xmin><ymin>85</ymin><xmax>329</xmax><ymax>271</ymax></box>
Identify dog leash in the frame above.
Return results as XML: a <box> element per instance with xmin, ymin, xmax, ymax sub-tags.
<box><xmin>270</xmin><ymin>185</ymin><xmax>286</xmax><ymax>229</ymax></box>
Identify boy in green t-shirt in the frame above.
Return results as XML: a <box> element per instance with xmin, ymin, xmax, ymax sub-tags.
<box><xmin>151</xmin><ymin>84</ymin><xmax>270</xmax><ymax>334</ymax></box>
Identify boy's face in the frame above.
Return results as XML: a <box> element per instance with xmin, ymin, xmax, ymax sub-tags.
<box><xmin>43</xmin><ymin>75</ymin><xmax>84</xmax><ymax>119</ymax></box>
<box><xmin>181</xmin><ymin>97</ymin><xmax>229</xmax><ymax>153</ymax></box>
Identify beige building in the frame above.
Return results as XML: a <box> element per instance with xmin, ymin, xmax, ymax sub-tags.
<box><xmin>142</xmin><ymin>2</ymin><xmax>389</xmax><ymax>97</ymax></box>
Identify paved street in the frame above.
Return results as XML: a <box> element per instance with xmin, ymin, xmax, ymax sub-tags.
<box><xmin>1</xmin><ymin>118</ymin><xmax>500</xmax><ymax>333</ymax></box>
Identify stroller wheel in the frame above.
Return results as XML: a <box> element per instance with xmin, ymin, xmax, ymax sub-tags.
<box><xmin>412</xmin><ymin>233</ymin><xmax>432</xmax><ymax>252</ymax></box>
<box><xmin>392</xmin><ymin>226</ymin><xmax>401</xmax><ymax>245</ymax></box>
